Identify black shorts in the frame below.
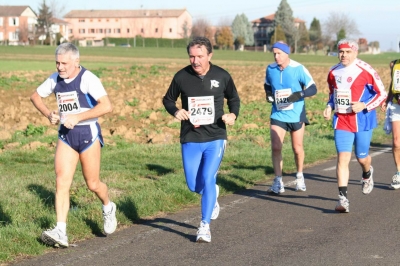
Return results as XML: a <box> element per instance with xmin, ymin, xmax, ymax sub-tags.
<box><xmin>58</xmin><ymin>122</ymin><xmax>104</xmax><ymax>153</ymax></box>
<box><xmin>270</xmin><ymin>118</ymin><xmax>304</xmax><ymax>132</ymax></box>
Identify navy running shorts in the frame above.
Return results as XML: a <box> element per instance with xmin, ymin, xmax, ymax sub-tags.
<box><xmin>58</xmin><ymin>122</ymin><xmax>104</xmax><ymax>153</ymax></box>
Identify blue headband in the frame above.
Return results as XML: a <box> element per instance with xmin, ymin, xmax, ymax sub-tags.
<box><xmin>272</xmin><ymin>42</ymin><xmax>290</xmax><ymax>54</ymax></box>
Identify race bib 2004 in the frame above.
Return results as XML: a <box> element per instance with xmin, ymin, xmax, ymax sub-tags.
<box><xmin>56</xmin><ymin>91</ymin><xmax>81</xmax><ymax>123</ymax></box>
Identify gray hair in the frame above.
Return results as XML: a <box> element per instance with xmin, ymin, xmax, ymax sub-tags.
<box><xmin>337</xmin><ymin>38</ymin><xmax>359</xmax><ymax>51</ymax></box>
<box><xmin>187</xmin><ymin>37</ymin><xmax>212</xmax><ymax>55</ymax></box>
<box><xmin>55</xmin><ymin>43</ymin><xmax>80</xmax><ymax>59</ymax></box>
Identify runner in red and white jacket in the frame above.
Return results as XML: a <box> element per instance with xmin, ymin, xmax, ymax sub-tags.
<box><xmin>323</xmin><ymin>38</ymin><xmax>387</xmax><ymax>214</ymax></box>
<box><xmin>326</xmin><ymin>56</ymin><xmax>386</xmax><ymax>132</ymax></box>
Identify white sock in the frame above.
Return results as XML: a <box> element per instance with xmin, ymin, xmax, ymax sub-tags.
<box><xmin>103</xmin><ymin>202</ymin><xmax>112</xmax><ymax>213</ymax></box>
<box><xmin>296</xmin><ymin>172</ymin><xmax>304</xmax><ymax>178</ymax></box>
<box><xmin>56</xmin><ymin>222</ymin><xmax>67</xmax><ymax>235</ymax></box>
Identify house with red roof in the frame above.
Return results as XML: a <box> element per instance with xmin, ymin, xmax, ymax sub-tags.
<box><xmin>0</xmin><ymin>5</ymin><xmax>37</xmax><ymax>45</ymax></box>
<box><xmin>251</xmin><ymin>13</ymin><xmax>305</xmax><ymax>47</ymax></box>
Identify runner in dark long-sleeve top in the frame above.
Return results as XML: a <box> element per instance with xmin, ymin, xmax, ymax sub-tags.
<box><xmin>163</xmin><ymin>37</ymin><xmax>240</xmax><ymax>243</ymax></box>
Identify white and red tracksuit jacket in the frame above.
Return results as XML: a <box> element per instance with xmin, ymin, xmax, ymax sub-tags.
<box><xmin>327</xmin><ymin>59</ymin><xmax>387</xmax><ymax>132</ymax></box>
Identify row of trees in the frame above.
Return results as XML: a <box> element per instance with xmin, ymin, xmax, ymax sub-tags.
<box><xmin>191</xmin><ymin>0</ymin><xmax>377</xmax><ymax>53</ymax></box>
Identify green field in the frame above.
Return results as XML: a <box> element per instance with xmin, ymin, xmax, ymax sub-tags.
<box><xmin>0</xmin><ymin>45</ymin><xmax>395</xmax><ymax>264</ymax></box>
<box><xmin>0</xmin><ymin>46</ymin><xmax>397</xmax><ymax>71</ymax></box>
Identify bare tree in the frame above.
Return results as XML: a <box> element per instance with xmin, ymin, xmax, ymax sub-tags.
<box><xmin>217</xmin><ymin>17</ymin><xmax>232</xmax><ymax>27</ymax></box>
<box><xmin>48</xmin><ymin>0</ymin><xmax>67</xmax><ymax>45</ymax></box>
<box><xmin>191</xmin><ymin>18</ymin><xmax>212</xmax><ymax>38</ymax></box>
<box><xmin>18</xmin><ymin>20</ymin><xmax>29</xmax><ymax>44</ymax></box>
<box><xmin>180</xmin><ymin>20</ymin><xmax>191</xmax><ymax>44</ymax></box>
<box><xmin>49</xmin><ymin>0</ymin><xmax>66</xmax><ymax>19</ymax></box>
<box><xmin>323</xmin><ymin>12</ymin><xmax>360</xmax><ymax>42</ymax></box>
<box><xmin>191</xmin><ymin>18</ymin><xmax>215</xmax><ymax>45</ymax></box>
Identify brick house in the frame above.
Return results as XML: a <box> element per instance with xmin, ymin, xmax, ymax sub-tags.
<box><xmin>0</xmin><ymin>5</ymin><xmax>37</xmax><ymax>45</ymax></box>
<box><xmin>252</xmin><ymin>13</ymin><xmax>305</xmax><ymax>47</ymax></box>
<box><xmin>63</xmin><ymin>9</ymin><xmax>192</xmax><ymax>46</ymax></box>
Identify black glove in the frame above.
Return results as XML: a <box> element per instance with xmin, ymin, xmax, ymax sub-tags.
<box><xmin>287</xmin><ymin>91</ymin><xmax>304</xmax><ymax>103</ymax></box>
<box><xmin>266</xmin><ymin>90</ymin><xmax>274</xmax><ymax>103</ymax></box>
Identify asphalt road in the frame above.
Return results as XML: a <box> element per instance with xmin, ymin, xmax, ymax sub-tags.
<box><xmin>13</xmin><ymin>145</ymin><xmax>400</xmax><ymax>266</ymax></box>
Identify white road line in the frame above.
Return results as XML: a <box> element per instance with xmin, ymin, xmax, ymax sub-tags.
<box><xmin>370</xmin><ymin>147</ymin><xmax>391</xmax><ymax>157</ymax></box>
<box><xmin>323</xmin><ymin>147</ymin><xmax>391</xmax><ymax>171</ymax></box>
<box><xmin>324</xmin><ymin>166</ymin><xmax>336</xmax><ymax>171</ymax></box>
<box><xmin>284</xmin><ymin>180</ymin><xmax>297</xmax><ymax>187</ymax></box>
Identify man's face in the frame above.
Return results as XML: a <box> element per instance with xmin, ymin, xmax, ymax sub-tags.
<box><xmin>56</xmin><ymin>52</ymin><xmax>79</xmax><ymax>79</ymax></box>
<box><xmin>273</xmin><ymin>48</ymin><xmax>290</xmax><ymax>67</ymax></box>
<box><xmin>189</xmin><ymin>45</ymin><xmax>212</xmax><ymax>75</ymax></box>
<box><xmin>338</xmin><ymin>48</ymin><xmax>357</xmax><ymax>66</ymax></box>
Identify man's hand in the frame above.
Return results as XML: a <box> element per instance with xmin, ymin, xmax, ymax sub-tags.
<box><xmin>63</xmin><ymin>114</ymin><xmax>80</xmax><ymax>129</ymax></box>
<box><xmin>222</xmin><ymin>113</ymin><xmax>236</xmax><ymax>126</ymax></box>
<box><xmin>287</xmin><ymin>91</ymin><xmax>304</xmax><ymax>103</ymax></box>
<box><xmin>351</xmin><ymin>102</ymin><xmax>366</xmax><ymax>113</ymax></box>
<box><xmin>266</xmin><ymin>91</ymin><xmax>274</xmax><ymax>103</ymax></box>
<box><xmin>174</xmin><ymin>109</ymin><xmax>190</xmax><ymax>121</ymax></box>
<box><xmin>323</xmin><ymin>105</ymin><xmax>332</xmax><ymax>120</ymax></box>
<box><xmin>48</xmin><ymin>110</ymin><xmax>60</xmax><ymax>125</ymax></box>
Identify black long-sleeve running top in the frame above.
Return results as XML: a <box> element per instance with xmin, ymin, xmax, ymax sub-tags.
<box><xmin>163</xmin><ymin>63</ymin><xmax>240</xmax><ymax>143</ymax></box>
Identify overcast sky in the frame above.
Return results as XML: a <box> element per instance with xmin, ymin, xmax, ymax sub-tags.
<box><xmin>3</xmin><ymin>0</ymin><xmax>399</xmax><ymax>52</ymax></box>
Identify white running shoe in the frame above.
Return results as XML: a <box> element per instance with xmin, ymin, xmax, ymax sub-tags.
<box><xmin>335</xmin><ymin>193</ymin><xmax>349</xmax><ymax>213</ymax></box>
<box><xmin>361</xmin><ymin>166</ymin><xmax>374</xmax><ymax>194</ymax></box>
<box><xmin>196</xmin><ymin>221</ymin><xmax>211</xmax><ymax>243</ymax></box>
<box><xmin>295</xmin><ymin>174</ymin><xmax>306</xmax><ymax>192</ymax></box>
<box><xmin>41</xmin><ymin>227</ymin><xmax>69</xmax><ymax>248</ymax></box>
<box><xmin>211</xmin><ymin>184</ymin><xmax>220</xmax><ymax>220</ymax></box>
<box><xmin>268</xmin><ymin>177</ymin><xmax>284</xmax><ymax>194</ymax></box>
<box><xmin>103</xmin><ymin>202</ymin><xmax>117</xmax><ymax>235</ymax></box>
<box><xmin>390</xmin><ymin>173</ymin><xmax>400</xmax><ymax>189</ymax></box>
